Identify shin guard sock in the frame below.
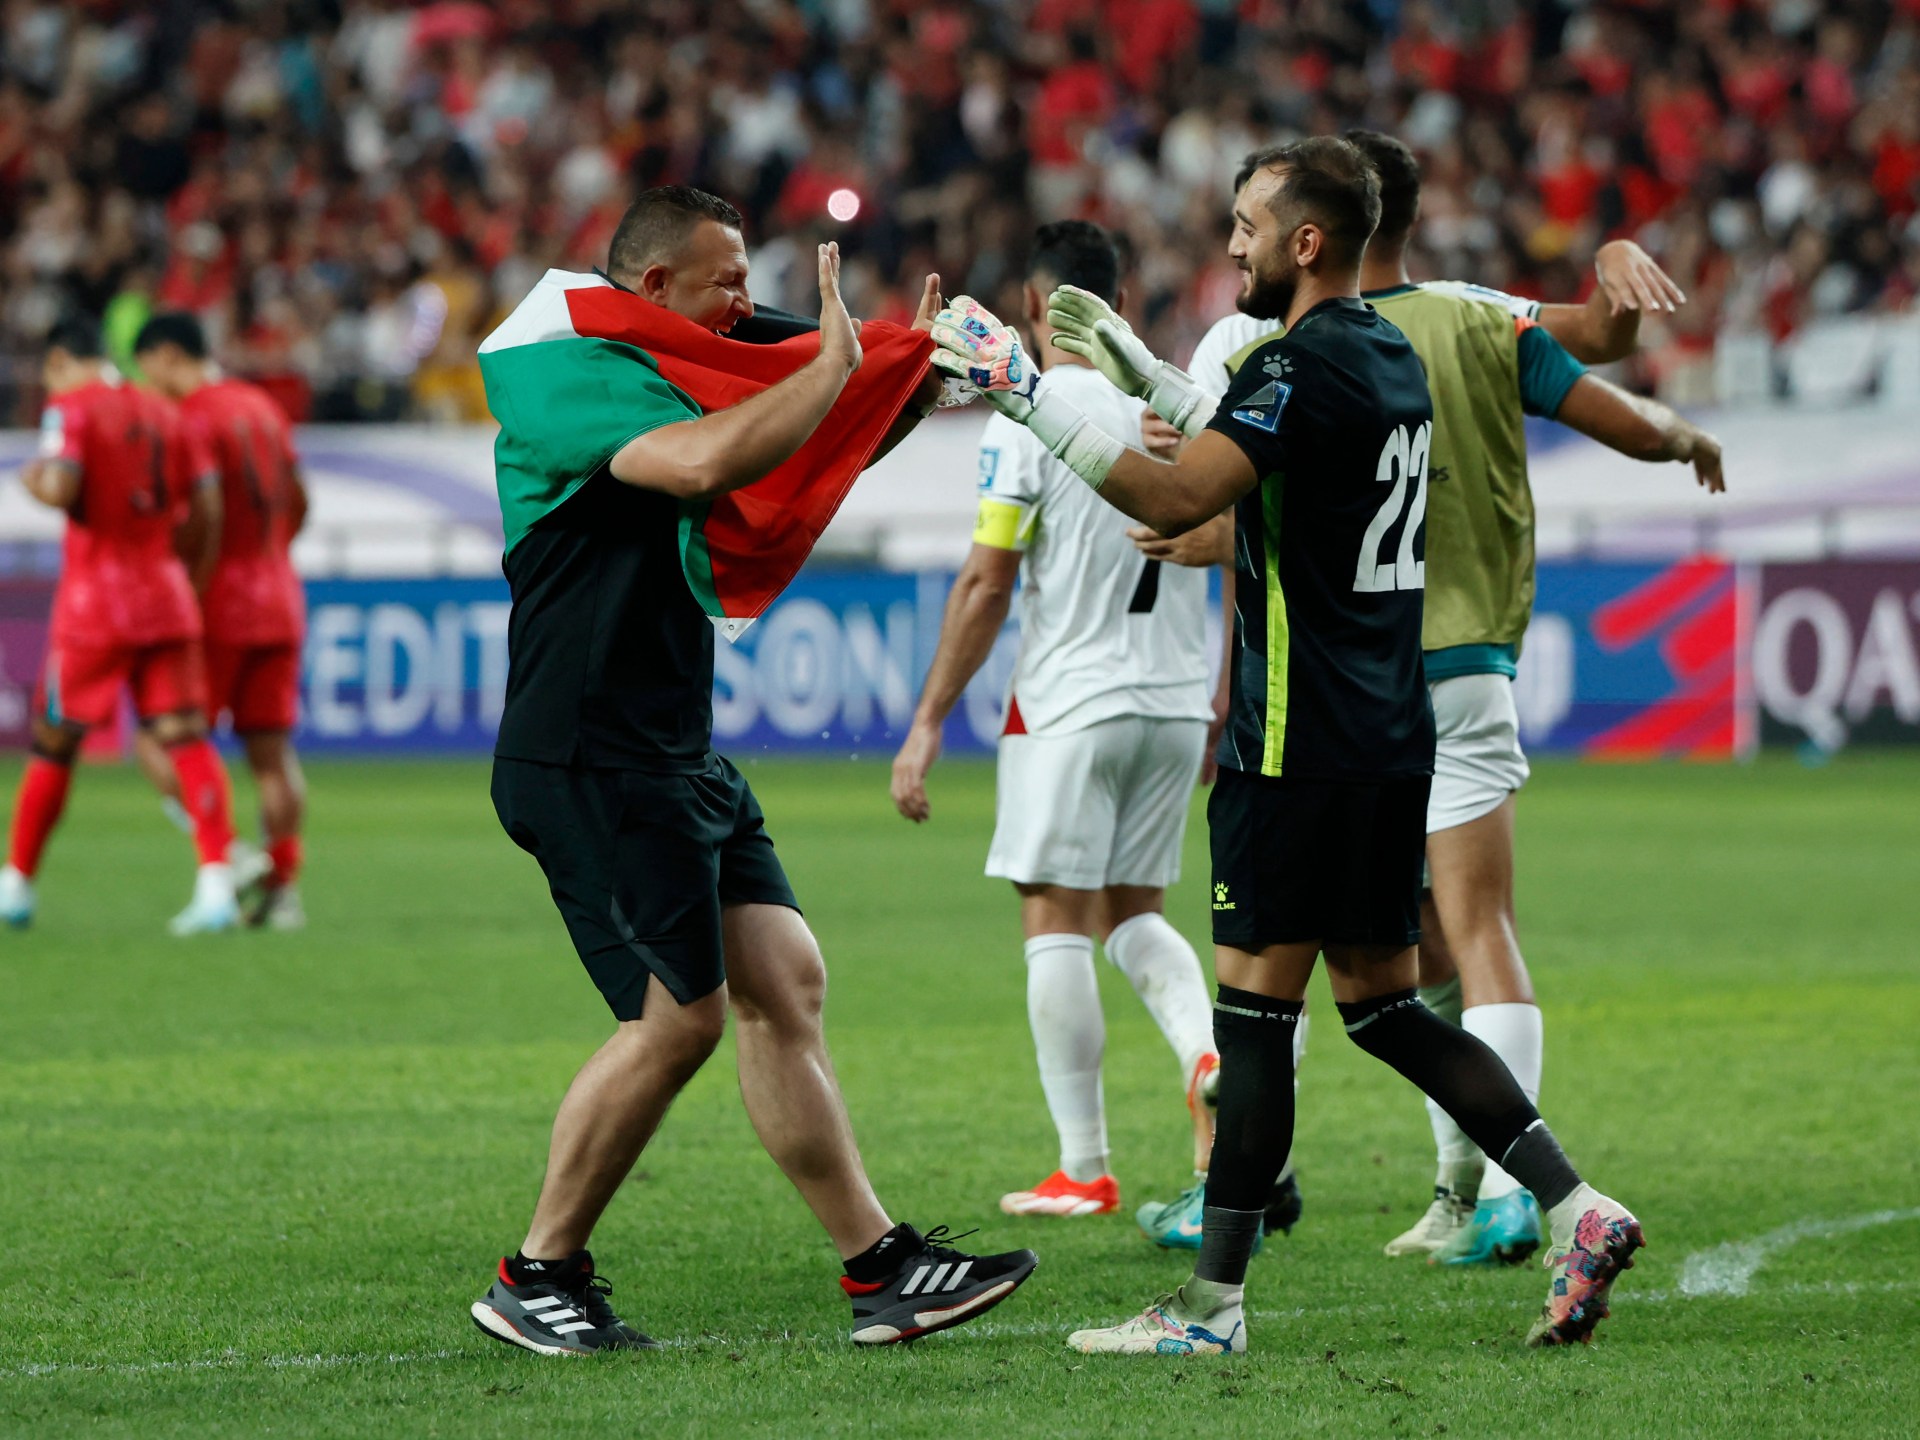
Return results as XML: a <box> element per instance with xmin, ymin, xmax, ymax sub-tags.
<box><xmin>7</xmin><ymin>755</ymin><xmax>73</xmax><ymax>877</ymax></box>
<box><xmin>1104</xmin><ymin>912</ymin><xmax>1216</xmax><ymax>1080</ymax></box>
<box><xmin>1337</xmin><ymin>989</ymin><xmax>1578</xmax><ymax>1210</ymax></box>
<box><xmin>267</xmin><ymin>835</ymin><xmax>303</xmax><ymax>886</ymax></box>
<box><xmin>166</xmin><ymin>739</ymin><xmax>236</xmax><ymax>866</ymax></box>
<box><xmin>1191</xmin><ymin>1205</ymin><xmax>1264</xmax><ymax>1291</ymax></box>
<box><xmin>1464</xmin><ymin>1002</ymin><xmax>1543</xmax><ymax>1200</ymax></box>
<box><xmin>1278</xmin><ymin>1008</ymin><xmax>1309</xmax><ymax>1181</ymax></box>
<box><xmin>1025</xmin><ymin>934</ymin><xmax>1108</xmax><ymax>1182</ymax></box>
<box><xmin>1205</xmin><ymin>985</ymin><xmax>1304</xmax><ymax>1212</ymax></box>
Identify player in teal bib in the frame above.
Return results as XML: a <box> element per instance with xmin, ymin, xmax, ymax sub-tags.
<box><xmin>1338</xmin><ymin>131</ymin><xmax>1724</xmax><ymax>1267</ymax></box>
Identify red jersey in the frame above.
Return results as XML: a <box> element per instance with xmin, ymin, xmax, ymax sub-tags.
<box><xmin>41</xmin><ymin>378</ymin><xmax>206</xmax><ymax>648</ymax></box>
<box><xmin>180</xmin><ymin>377</ymin><xmax>306</xmax><ymax>646</ymax></box>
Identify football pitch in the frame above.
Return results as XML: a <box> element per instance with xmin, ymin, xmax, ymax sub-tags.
<box><xmin>2</xmin><ymin>754</ymin><xmax>1916</xmax><ymax>1438</ymax></box>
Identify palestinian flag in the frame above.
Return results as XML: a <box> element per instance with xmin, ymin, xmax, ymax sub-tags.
<box><xmin>478</xmin><ymin>268</ymin><xmax>932</xmax><ymax>636</ymax></box>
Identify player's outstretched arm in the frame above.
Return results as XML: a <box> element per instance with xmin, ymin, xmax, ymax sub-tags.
<box><xmin>1537</xmin><ymin>240</ymin><xmax>1687</xmax><ymax>365</ymax></box>
<box><xmin>1069</xmin><ymin>433</ymin><xmax>1253</xmax><ymax>536</ymax></box>
<box><xmin>610</xmin><ymin>242</ymin><xmax>862</xmax><ymax>499</ymax></box>
<box><xmin>926</xmin><ymin>298</ymin><xmax>1253</xmax><ymax>534</ymax></box>
<box><xmin>1553</xmin><ymin>374</ymin><xmax>1725</xmax><ymax>493</ymax></box>
<box><xmin>892</xmin><ymin>542</ymin><xmax>1022</xmax><ymax>823</ymax></box>
<box><xmin>1046</xmin><ymin>286</ymin><xmax>1217</xmax><ymax>438</ymax></box>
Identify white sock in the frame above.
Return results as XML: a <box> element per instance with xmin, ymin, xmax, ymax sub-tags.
<box><xmin>1104</xmin><ymin>912</ymin><xmax>1214</xmax><ymax>1080</ymax></box>
<box><xmin>1547</xmin><ymin>1182</ymin><xmax>1603</xmax><ymax>1250</ymax></box>
<box><xmin>1464</xmin><ymin>1001</ymin><xmax>1544</xmax><ymax>1201</ymax></box>
<box><xmin>1026</xmin><ymin>933</ymin><xmax>1108</xmax><ymax>1182</ymax></box>
<box><xmin>194</xmin><ymin>861</ymin><xmax>235</xmax><ymax>905</ymax></box>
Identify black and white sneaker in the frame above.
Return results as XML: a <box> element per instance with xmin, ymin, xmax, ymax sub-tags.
<box><xmin>1265</xmin><ymin>1171</ymin><xmax>1304</xmax><ymax>1236</ymax></box>
<box><xmin>841</xmin><ymin>1224</ymin><xmax>1038</xmax><ymax>1345</ymax></box>
<box><xmin>470</xmin><ymin>1251</ymin><xmax>660</xmax><ymax>1355</ymax></box>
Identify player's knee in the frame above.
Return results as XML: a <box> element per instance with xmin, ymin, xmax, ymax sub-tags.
<box><xmin>631</xmin><ymin>997</ymin><xmax>726</xmax><ymax>1071</ymax></box>
<box><xmin>30</xmin><ymin>721</ymin><xmax>82</xmax><ymax>765</ymax></box>
<box><xmin>733</xmin><ymin>944</ymin><xmax>828</xmax><ymax>1034</ymax></box>
<box><xmin>148</xmin><ymin>710</ymin><xmax>208</xmax><ymax>746</ymax></box>
<box><xmin>678</xmin><ymin>1004</ymin><xmax>729</xmax><ymax>1063</ymax></box>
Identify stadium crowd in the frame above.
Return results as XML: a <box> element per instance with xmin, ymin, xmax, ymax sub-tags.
<box><xmin>2</xmin><ymin>0</ymin><xmax>1917</xmax><ymax>425</ymax></box>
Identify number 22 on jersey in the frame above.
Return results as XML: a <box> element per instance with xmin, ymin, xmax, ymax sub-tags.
<box><xmin>1353</xmin><ymin>421</ymin><xmax>1431</xmax><ymax>593</ymax></box>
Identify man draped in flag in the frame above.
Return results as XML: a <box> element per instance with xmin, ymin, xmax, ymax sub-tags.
<box><xmin>469</xmin><ymin>186</ymin><xmax>1036</xmax><ymax>1355</ymax></box>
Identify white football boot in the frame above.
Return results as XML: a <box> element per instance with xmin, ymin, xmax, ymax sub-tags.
<box><xmin>0</xmin><ymin>864</ymin><xmax>36</xmax><ymax>929</ymax></box>
<box><xmin>169</xmin><ymin>863</ymin><xmax>240</xmax><ymax>935</ymax></box>
<box><xmin>1067</xmin><ymin>1286</ymin><xmax>1246</xmax><ymax>1356</ymax></box>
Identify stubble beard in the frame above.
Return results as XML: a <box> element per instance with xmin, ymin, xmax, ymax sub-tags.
<box><xmin>1236</xmin><ymin>259</ymin><xmax>1298</xmax><ymax>322</ymax></box>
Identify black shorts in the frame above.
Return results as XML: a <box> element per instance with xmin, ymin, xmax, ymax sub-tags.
<box><xmin>491</xmin><ymin>755</ymin><xmax>798</xmax><ymax>1021</ymax></box>
<box><xmin>1208</xmin><ymin>767</ymin><xmax>1429</xmax><ymax>949</ymax></box>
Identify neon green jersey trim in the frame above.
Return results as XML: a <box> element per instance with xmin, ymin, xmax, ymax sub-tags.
<box><xmin>1261</xmin><ymin>473</ymin><xmax>1289</xmax><ymax>777</ymax></box>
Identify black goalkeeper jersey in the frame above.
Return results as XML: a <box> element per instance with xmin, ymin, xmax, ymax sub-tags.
<box><xmin>1205</xmin><ymin>296</ymin><xmax>1437</xmax><ymax>781</ymax></box>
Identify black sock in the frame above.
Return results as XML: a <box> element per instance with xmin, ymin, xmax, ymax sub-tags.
<box><xmin>1204</xmin><ymin>985</ymin><xmax>1305</xmax><ymax>1215</ymax></box>
<box><xmin>506</xmin><ymin>1249</ymin><xmax>591</xmax><ymax>1287</ymax></box>
<box><xmin>1193</xmin><ymin>1206</ymin><xmax>1264</xmax><ymax>1288</ymax></box>
<box><xmin>1336</xmin><ymin>989</ymin><xmax>1580</xmax><ymax>1210</ymax></box>
<box><xmin>843</xmin><ymin>1223</ymin><xmax>918</xmax><ymax>1283</ymax></box>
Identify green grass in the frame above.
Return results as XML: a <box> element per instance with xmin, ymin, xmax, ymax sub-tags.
<box><xmin>2</xmin><ymin>753</ymin><xmax>1917</xmax><ymax>1438</ymax></box>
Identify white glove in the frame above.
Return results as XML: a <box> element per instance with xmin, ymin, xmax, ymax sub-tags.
<box><xmin>1046</xmin><ymin>285</ymin><xmax>1217</xmax><ymax>439</ymax></box>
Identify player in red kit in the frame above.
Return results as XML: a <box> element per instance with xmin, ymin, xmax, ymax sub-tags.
<box><xmin>135</xmin><ymin>313</ymin><xmax>309</xmax><ymax>929</ymax></box>
<box><xmin>0</xmin><ymin>317</ymin><xmax>242</xmax><ymax>933</ymax></box>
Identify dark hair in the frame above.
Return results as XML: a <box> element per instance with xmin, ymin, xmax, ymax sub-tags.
<box><xmin>1233</xmin><ymin>136</ymin><xmax>1382</xmax><ymax>266</ymax></box>
<box><xmin>1343</xmin><ymin>130</ymin><xmax>1420</xmax><ymax>244</ymax></box>
<box><xmin>133</xmin><ymin>311</ymin><xmax>209</xmax><ymax>360</ymax></box>
<box><xmin>607</xmin><ymin>186</ymin><xmax>744</xmax><ymax>281</ymax></box>
<box><xmin>1028</xmin><ymin>219</ymin><xmax>1121</xmax><ymax>303</ymax></box>
<box><xmin>46</xmin><ymin>314</ymin><xmax>103</xmax><ymax>360</ymax></box>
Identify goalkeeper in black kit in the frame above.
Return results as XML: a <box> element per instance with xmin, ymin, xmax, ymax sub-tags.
<box><xmin>927</xmin><ymin>136</ymin><xmax>1644</xmax><ymax>1356</ymax></box>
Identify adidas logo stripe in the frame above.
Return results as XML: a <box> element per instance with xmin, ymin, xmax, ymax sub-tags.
<box><xmin>520</xmin><ymin>1293</ymin><xmax>595</xmax><ymax>1335</ymax></box>
<box><xmin>899</xmin><ymin>1259</ymin><xmax>973</xmax><ymax>1296</ymax></box>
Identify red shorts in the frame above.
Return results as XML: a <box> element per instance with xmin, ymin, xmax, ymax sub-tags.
<box><xmin>38</xmin><ymin>638</ymin><xmax>208</xmax><ymax>729</ymax></box>
<box><xmin>206</xmin><ymin>641</ymin><xmax>301</xmax><ymax>733</ymax></box>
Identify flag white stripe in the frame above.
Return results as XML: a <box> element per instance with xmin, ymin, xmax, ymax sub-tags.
<box><xmin>476</xmin><ymin>269</ymin><xmax>609</xmax><ymax>355</ymax></box>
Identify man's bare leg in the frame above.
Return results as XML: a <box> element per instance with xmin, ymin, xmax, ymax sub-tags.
<box><xmin>241</xmin><ymin>731</ymin><xmax>305</xmax><ymax>919</ymax></box>
<box><xmin>1427</xmin><ymin>796</ymin><xmax>1543</xmax><ymax>1225</ymax></box>
<box><xmin>521</xmin><ymin>972</ymin><xmax>727</xmax><ymax>1258</ymax></box>
<box><xmin>722</xmin><ymin>902</ymin><xmax>891</xmax><ymax>1260</ymax></box>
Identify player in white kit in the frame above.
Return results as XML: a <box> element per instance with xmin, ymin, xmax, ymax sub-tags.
<box><xmin>892</xmin><ymin>222</ymin><xmax>1225</xmax><ymax>1227</ymax></box>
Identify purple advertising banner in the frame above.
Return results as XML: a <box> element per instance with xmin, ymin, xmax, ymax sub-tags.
<box><xmin>1754</xmin><ymin>562</ymin><xmax>1920</xmax><ymax>748</ymax></box>
<box><xmin>0</xmin><ymin>578</ymin><xmax>53</xmax><ymax>749</ymax></box>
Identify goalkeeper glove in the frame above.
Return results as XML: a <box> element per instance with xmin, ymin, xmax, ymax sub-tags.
<box><xmin>1046</xmin><ymin>285</ymin><xmax>1217</xmax><ymax>439</ymax></box>
<box><xmin>928</xmin><ymin>296</ymin><xmax>1125</xmax><ymax>489</ymax></box>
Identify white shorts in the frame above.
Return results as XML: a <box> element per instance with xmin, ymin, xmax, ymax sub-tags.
<box><xmin>986</xmin><ymin>715</ymin><xmax>1208</xmax><ymax>890</ymax></box>
<box><xmin>1428</xmin><ymin>672</ymin><xmax>1530</xmax><ymax>834</ymax></box>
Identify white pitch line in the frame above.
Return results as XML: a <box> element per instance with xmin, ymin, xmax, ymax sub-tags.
<box><xmin>1677</xmin><ymin>1207</ymin><xmax>1920</xmax><ymax>1298</ymax></box>
<box><xmin>8</xmin><ymin>1275</ymin><xmax>1916</xmax><ymax>1380</ymax></box>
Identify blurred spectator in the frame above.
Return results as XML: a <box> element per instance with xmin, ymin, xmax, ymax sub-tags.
<box><xmin>2</xmin><ymin>0</ymin><xmax>1917</xmax><ymax>425</ymax></box>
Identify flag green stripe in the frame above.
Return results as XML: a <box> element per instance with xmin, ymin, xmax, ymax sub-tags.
<box><xmin>480</xmin><ymin>335</ymin><xmax>702</xmax><ymax>555</ymax></box>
